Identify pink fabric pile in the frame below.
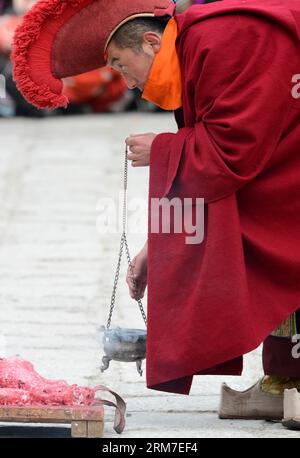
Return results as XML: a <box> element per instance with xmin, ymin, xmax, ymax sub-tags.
<box><xmin>0</xmin><ymin>357</ymin><xmax>95</xmax><ymax>407</ymax></box>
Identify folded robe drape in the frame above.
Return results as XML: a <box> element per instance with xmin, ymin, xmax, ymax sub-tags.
<box><xmin>146</xmin><ymin>0</ymin><xmax>300</xmax><ymax>394</ymax></box>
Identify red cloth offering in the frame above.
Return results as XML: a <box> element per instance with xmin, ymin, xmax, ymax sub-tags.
<box><xmin>0</xmin><ymin>357</ymin><xmax>94</xmax><ymax>406</ymax></box>
<box><xmin>0</xmin><ymin>357</ymin><xmax>126</xmax><ymax>433</ymax></box>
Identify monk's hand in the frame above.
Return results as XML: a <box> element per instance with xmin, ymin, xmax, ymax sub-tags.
<box><xmin>126</xmin><ymin>241</ymin><xmax>148</xmax><ymax>300</ymax></box>
<box><xmin>125</xmin><ymin>133</ymin><xmax>157</xmax><ymax>167</ymax></box>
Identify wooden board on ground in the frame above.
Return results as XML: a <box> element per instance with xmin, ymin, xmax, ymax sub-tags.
<box><xmin>0</xmin><ymin>405</ymin><xmax>104</xmax><ymax>438</ymax></box>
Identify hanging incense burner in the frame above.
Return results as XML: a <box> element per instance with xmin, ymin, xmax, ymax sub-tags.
<box><xmin>100</xmin><ymin>144</ymin><xmax>147</xmax><ymax>376</ymax></box>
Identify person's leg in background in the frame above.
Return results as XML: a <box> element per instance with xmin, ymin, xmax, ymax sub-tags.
<box><xmin>262</xmin><ymin>310</ymin><xmax>300</xmax><ymax>394</ymax></box>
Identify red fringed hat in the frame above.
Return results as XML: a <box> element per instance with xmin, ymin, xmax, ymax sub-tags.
<box><xmin>11</xmin><ymin>0</ymin><xmax>176</xmax><ymax>109</ymax></box>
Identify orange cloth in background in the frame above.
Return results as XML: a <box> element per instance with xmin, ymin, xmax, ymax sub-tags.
<box><xmin>63</xmin><ymin>67</ymin><xmax>127</xmax><ymax>111</ymax></box>
<box><xmin>142</xmin><ymin>17</ymin><xmax>182</xmax><ymax>111</ymax></box>
<box><xmin>0</xmin><ymin>15</ymin><xmax>22</xmax><ymax>54</ymax></box>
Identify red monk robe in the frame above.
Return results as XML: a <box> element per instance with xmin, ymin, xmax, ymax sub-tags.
<box><xmin>146</xmin><ymin>0</ymin><xmax>300</xmax><ymax>394</ymax></box>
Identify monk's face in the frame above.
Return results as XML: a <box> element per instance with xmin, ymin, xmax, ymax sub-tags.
<box><xmin>106</xmin><ymin>32</ymin><xmax>162</xmax><ymax>91</ymax></box>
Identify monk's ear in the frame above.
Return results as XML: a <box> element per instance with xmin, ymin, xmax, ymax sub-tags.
<box><xmin>143</xmin><ymin>32</ymin><xmax>162</xmax><ymax>54</ymax></box>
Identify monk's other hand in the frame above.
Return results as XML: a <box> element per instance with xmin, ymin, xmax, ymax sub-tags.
<box><xmin>125</xmin><ymin>133</ymin><xmax>157</xmax><ymax>167</ymax></box>
<box><xmin>126</xmin><ymin>241</ymin><xmax>148</xmax><ymax>300</ymax></box>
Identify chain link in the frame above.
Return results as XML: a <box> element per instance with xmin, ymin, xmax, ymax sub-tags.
<box><xmin>106</xmin><ymin>144</ymin><xmax>147</xmax><ymax>329</ymax></box>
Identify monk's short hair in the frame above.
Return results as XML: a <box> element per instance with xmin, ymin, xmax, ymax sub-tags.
<box><xmin>111</xmin><ymin>17</ymin><xmax>168</xmax><ymax>52</ymax></box>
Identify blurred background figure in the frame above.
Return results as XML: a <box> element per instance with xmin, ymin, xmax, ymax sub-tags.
<box><xmin>177</xmin><ymin>0</ymin><xmax>217</xmax><ymax>11</ymax></box>
<box><xmin>63</xmin><ymin>67</ymin><xmax>132</xmax><ymax>115</ymax></box>
<box><xmin>0</xmin><ymin>0</ymin><xmax>140</xmax><ymax>117</ymax></box>
<box><xmin>0</xmin><ymin>0</ymin><xmax>218</xmax><ymax>118</ymax></box>
<box><xmin>12</xmin><ymin>0</ymin><xmax>35</xmax><ymax>14</ymax></box>
<box><xmin>0</xmin><ymin>0</ymin><xmax>44</xmax><ymax>116</ymax></box>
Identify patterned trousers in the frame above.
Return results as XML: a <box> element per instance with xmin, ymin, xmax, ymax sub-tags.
<box><xmin>263</xmin><ymin>310</ymin><xmax>300</xmax><ymax>377</ymax></box>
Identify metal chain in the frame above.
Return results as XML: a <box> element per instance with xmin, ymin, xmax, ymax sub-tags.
<box><xmin>106</xmin><ymin>144</ymin><xmax>147</xmax><ymax>329</ymax></box>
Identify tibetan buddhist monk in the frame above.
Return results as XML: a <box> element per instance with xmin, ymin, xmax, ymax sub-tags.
<box><xmin>11</xmin><ymin>0</ymin><xmax>300</xmax><ymax>427</ymax></box>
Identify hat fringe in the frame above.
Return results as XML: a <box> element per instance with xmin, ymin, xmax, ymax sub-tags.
<box><xmin>11</xmin><ymin>0</ymin><xmax>87</xmax><ymax>109</ymax></box>
<box><xmin>11</xmin><ymin>0</ymin><xmax>175</xmax><ymax>109</ymax></box>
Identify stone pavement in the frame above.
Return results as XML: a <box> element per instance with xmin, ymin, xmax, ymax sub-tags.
<box><xmin>0</xmin><ymin>114</ymin><xmax>298</xmax><ymax>438</ymax></box>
